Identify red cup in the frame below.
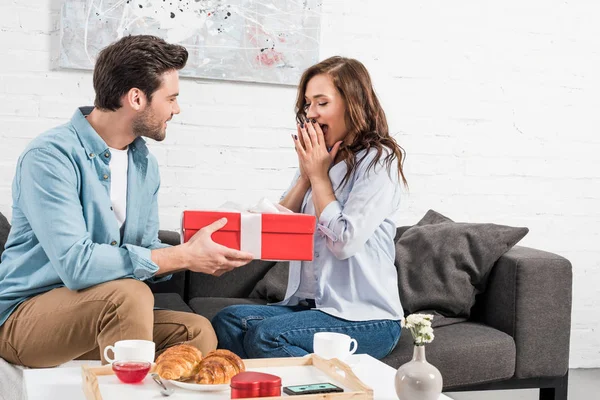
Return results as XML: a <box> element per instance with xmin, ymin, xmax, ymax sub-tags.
<box><xmin>112</xmin><ymin>360</ymin><xmax>152</xmax><ymax>384</ymax></box>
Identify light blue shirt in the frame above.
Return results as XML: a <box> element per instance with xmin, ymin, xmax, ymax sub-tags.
<box><xmin>277</xmin><ymin>149</ymin><xmax>404</xmax><ymax>322</ymax></box>
<box><xmin>0</xmin><ymin>107</ymin><xmax>169</xmax><ymax>327</ymax></box>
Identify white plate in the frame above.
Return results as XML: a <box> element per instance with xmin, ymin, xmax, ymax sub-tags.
<box><xmin>168</xmin><ymin>380</ymin><xmax>230</xmax><ymax>392</ymax></box>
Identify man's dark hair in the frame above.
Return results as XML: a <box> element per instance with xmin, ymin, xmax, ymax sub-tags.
<box><xmin>93</xmin><ymin>35</ymin><xmax>188</xmax><ymax>111</ymax></box>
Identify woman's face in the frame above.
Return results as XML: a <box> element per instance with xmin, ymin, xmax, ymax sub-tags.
<box><xmin>304</xmin><ymin>74</ymin><xmax>348</xmax><ymax>149</ymax></box>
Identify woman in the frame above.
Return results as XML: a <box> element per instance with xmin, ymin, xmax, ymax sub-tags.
<box><xmin>212</xmin><ymin>56</ymin><xmax>408</xmax><ymax>359</ymax></box>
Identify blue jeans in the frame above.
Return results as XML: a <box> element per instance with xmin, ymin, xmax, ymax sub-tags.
<box><xmin>212</xmin><ymin>304</ymin><xmax>401</xmax><ymax>359</ymax></box>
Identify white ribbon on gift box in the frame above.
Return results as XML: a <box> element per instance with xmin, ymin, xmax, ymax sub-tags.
<box><xmin>182</xmin><ymin>198</ymin><xmax>293</xmax><ymax>259</ymax></box>
<box><xmin>240</xmin><ymin>212</ymin><xmax>262</xmax><ymax>258</ymax></box>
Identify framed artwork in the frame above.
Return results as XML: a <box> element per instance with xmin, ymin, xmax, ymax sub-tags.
<box><xmin>60</xmin><ymin>0</ymin><xmax>322</xmax><ymax>85</ymax></box>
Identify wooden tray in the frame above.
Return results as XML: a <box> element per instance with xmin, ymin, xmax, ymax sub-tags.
<box><xmin>82</xmin><ymin>355</ymin><xmax>373</xmax><ymax>400</ymax></box>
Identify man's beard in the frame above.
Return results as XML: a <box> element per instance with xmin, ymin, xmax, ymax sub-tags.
<box><xmin>132</xmin><ymin>109</ymin><xmax>165</xmax><ymax>142</ymax></box>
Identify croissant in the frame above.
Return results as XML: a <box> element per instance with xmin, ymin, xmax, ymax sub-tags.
<box><xmin>194</xmin><ymin>349</ymin><xmax>245</xmax><ymax>384</ymax></box>
<box><xmin>155</xmin><ymin>344</ymin><xmax>203</xmax><ymax>381</ymax></box>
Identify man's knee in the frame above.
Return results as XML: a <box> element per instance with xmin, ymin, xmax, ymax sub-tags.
<box><xmin>185</xmin><ymin>313</ymin><xmax>217</xmax><ymax>354</ymax></box>
<box><xmin>188</xmin><ymin>314</ymin><xmax>216</xmax><ymax>339</ymax></box>
<box><xmin>93</xmin><ymin>279</ymin><xmax>154</xmax><ymax>309</ymax></box>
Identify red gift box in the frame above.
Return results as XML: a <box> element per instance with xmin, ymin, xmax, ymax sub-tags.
<box><xmin>181</xmin><ymin>210</ymin><xmax>316</xmax><ymax>261</ymax></box>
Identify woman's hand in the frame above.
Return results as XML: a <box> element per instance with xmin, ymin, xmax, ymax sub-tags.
<box><xmin>293</xmin><ymin>120</ymin><xmax>342</xmax><ymax>183</ymax></box>
<box><xmin>293</xmin><ymin>124</ymin><xmax>310</xmax><ymax>184</ymax></box>
<box><xmin>293</xmin><ymin>120</ymin><xmax>342</xmax><ymax>217</ymax></box>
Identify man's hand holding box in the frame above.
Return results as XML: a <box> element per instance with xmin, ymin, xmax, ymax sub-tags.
<box><xmin>181</xmin><ymin>199</ymin><xmax>316</xmax><ymax>261</ymax></box>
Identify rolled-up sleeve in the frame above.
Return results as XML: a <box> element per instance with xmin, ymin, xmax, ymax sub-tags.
<box><xmin>317</xmin><ymin>156</ymin><xmax>400</xmax><ymax>260</ymax></box>
<box><xmin>17</xmin><ymin>148</ymin><xmax>160</xmax><ymax>290</ymax></box>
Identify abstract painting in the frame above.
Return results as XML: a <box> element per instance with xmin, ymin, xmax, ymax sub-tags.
<box><xmin>60</xmin><ymin>0</ymin><xmax>322</xmax><ymax>85</ymax></box>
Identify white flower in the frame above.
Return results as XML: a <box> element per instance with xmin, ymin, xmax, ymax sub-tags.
<box><xmin>418</xmin><ymin>325</ymin><xmax>433</xmax><ymax>336</ymax></box>
<box><xmin>402</xmin><ymin>313</ymin><xmax>435</xmax><ymax>345</ymax></box>
<box><xmin>405</xmin><ymin>314</ymin><xmax>422</xmax><ymax>325</ymax></box>
<box><xmin>406</xmin><ymin>314</ymin><xmax>433</xmax><ymax>326</ymax></box>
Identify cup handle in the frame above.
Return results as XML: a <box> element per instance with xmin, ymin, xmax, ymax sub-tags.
<box><xmin>349</xmin><ymin>339</ymin><xmax>358</xmax><ymax>355</ymax></box>
<box><xmin>103</xmin><ymin>345</ymin><xmax>115</xmax><ymax>364</ymax></box>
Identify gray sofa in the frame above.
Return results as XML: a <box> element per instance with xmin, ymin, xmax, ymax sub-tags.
<box><xmin>0</xmin><ymin>212</ymin><xmax>572</xmax><ymax>400</ymax></box>
<box><xmin>150</xmin><ymin>229</ymin><xmax>573</xmax><ymax>400</ymax></box>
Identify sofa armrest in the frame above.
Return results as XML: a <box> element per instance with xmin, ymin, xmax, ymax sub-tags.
<box><xmin>480</xmin><ymin>245</ymin><xmax>572</xmax><ymax>379</ymax></box>
<box><xmin>158</xmin><ymin>230</ymin><xmax>181</xmax><ymax>246</ymax></box>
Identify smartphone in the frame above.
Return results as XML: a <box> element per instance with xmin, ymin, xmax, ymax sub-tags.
<box><xmin>283</xmin><ymin>382</ymin><xmax>344</xmax><ymax>395</ymax></box>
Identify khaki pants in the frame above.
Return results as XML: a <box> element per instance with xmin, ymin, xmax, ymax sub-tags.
<box><xmin>0</xmin><ymin>279</ymin><xmax>217</xmax><ymax>367</ymax></box>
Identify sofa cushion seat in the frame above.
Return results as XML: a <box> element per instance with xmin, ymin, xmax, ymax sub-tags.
<box><xmin>382</xmin><ymin>322</ymin><xmax>516</xmax><ymax>389</ymax></box>
<box><xmin>154</xmin><ymin>293</ymin><xmax>193</xmax><ymax>313</ymax></box>
<box><xmin>189</xmin><ymin>297</ymin><xmax>268</xmax><ymax>322</ymax></box>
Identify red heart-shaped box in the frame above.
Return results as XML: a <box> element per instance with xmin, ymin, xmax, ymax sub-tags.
<box><xmin>230</xmin><ymin>371</ymin><xmax>282</xmax><ymax>398</ymax></box>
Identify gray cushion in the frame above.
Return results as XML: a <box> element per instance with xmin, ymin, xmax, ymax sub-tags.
<box><xmin>188</xmin><ymin>259</ymin><xmax>276</xmax><ymax>299</ymax></box>
<box><xmin>189</xmin><ymin>297</ymin><xmax>267</xmax><ymax>321</ymax></box>
<box><xmin>0</xmin><ymin>211</ymin><xmax>10</xmax><ymax>259</ymax></box>
<box><xmin>154</xmin><ymin>293</ymin><xmax>193</xmax><ymax>313</ymax></box>
<box><xmin>249</xmin><ymin>261</ymin><xmax>289</xmax><ymax>302</ymax></box>
<box><xmin>396</xmin><ymin>210</ymin><xmax>528</xmax><ymax>319</ymax></box>
<box><xmin>382</xmin><ymin>322</ymin><xmax>516</xmax><ymax>389</ymax></box>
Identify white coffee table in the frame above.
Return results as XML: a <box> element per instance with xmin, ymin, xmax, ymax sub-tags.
<box><xmin>23</xmin><ymin>354</ymin><xmax>453</xmax><ymax>400</ymax></box>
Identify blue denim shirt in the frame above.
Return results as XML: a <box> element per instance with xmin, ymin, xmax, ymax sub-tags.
<box><xmin>276</xmin><ymin>149</ymin><xmax>404</xmax><ymax>322</ymax></box>
<box><xmin>0</xmin><ymin>107</ymin><xmax>169</xmax><ymax>327</ymax></box>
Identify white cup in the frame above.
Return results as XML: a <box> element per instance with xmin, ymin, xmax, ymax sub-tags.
<box><xmin>313</xmin><ymin>332</ymin><xmax>358</xmax><ymax>361</ymax></box>
<box><xmin>103</xmin><ymin>340</ymin><xmax>155</xmax><ymax>364</ymax></box>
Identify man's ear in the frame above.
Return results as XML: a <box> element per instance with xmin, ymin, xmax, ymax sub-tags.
<box><xmin>124</xmin><ymin>88</ymin><xmax>147</xmax><ymax>111</ymax></box>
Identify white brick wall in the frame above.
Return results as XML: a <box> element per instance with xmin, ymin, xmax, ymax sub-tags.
<box><xmin>1</xmin><ymin>0</ymin><xmax>599</xmax><ymax>367</ymax></box>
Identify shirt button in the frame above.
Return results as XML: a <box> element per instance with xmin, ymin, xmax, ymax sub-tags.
<box><xmin>104</xmin><ymin>152</ymin><xmax>110</xmax><ymax>158</ymax></box>
<box><xmin>110</xmin><ymin>240</ymin><xmax>117</xmax><ymax>246</ymax></box>
<box><xmin>103</xmin><ymin>174</ymin><xmax>109</xmax><ymax>180</ymax></box>
<box><xmin>89</xmin><ymin>153</ymin><xmax>95</xmax><ymax>158</ymax></box>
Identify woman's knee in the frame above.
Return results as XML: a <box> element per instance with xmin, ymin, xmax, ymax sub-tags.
<box><xmin>244</xmin><ymin>320</ymin><xmax>280</xmax><ymax>349</ymax></box>
<box><xmin>213</xmin><ymin>305</ymin><xmax>239</xmax><ymax>321</ymax></box>
<box><xmin>212</xmin><ymin>305</ymin><xmax>246</xmax><ymax>336</ymax></box>
<box><xmin>244</xmin><ymin>322</ymin><xmax>310</xmax><ymax>358</ymax></box>
<box><xmin>212</xmin><ymin>304</ymin><xmax>262</xmax><ymax>329</ymax></box>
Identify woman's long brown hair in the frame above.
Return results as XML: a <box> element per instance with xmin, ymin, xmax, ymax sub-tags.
<box><xmin>295</xmin><ymin>56</ymin><xmax>408</xmax><ymax>188</ymax></box>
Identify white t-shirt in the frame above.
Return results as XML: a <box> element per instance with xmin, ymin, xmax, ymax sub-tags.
<box><xmin>108</xmin><ymin>146</ymin><xmax>129</xmax><ymax>227</ymax></box>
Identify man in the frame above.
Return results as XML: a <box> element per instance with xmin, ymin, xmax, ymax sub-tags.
<box><xmin>0</xmin><ymin>35</ymin><xmax>254</xmax><ymax>367</ymax></box>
